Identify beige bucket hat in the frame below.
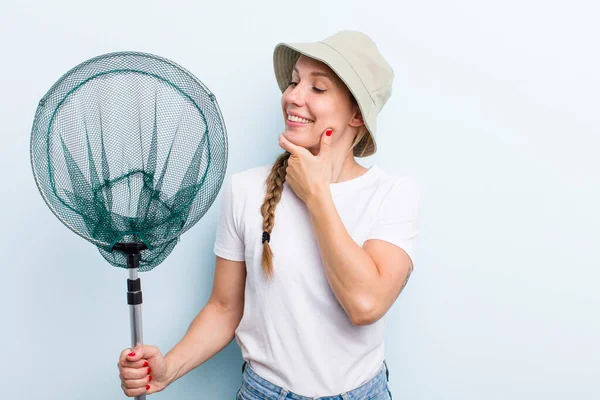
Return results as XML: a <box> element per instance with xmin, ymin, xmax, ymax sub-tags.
<box><xmin>273</xmin><ymin>30</ymin><xmax>394</xmax><ymax>157</ymax></box>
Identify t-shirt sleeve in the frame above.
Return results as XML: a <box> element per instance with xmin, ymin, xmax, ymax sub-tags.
<box><xmin>213</xmin><ymin>175</ymin><xmax>246</xmax><ymax>262</ymax></box>
<box><xmin>364</xmin><ymin>177</ymin><xmax>421</xmax><ymax>265</ymax></box>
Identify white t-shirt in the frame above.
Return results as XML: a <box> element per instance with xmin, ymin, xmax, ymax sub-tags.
<box><xmin>213</xmin><ymin>163</ymin><xmax>421</xmax><ymax>397</ymax></box>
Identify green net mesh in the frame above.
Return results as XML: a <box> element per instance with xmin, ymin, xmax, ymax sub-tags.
<box><xmin>30</xmin><ymin>52</ymin><xmax>228</xmax><ymax>271</ymax></box>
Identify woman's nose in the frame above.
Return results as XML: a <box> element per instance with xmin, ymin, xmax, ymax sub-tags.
<box><xmin>284</xmin><ymin>84</ymin><xmax>305</xmax><ymax>106</ymax></box>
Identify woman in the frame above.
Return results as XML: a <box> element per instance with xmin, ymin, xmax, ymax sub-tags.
<box><xmin>118</xmin><ymin>30</ymin><xmax>420</xmax><ymax>399</ymax></box>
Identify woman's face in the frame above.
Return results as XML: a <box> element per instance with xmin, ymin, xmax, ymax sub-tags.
<box><xmin>281</xmin><ymin>55</ymin><xmax>362</xmax><ymax>153</ymax></box>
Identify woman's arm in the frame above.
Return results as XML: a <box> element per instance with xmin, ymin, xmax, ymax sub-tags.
<box><xmin>306</xmin><ymin>193</ymin><xmax>412</xmax><ymax>326</ymax></box>
<box><xmin>163</xmin><ymin>255</ymin><xmax>246</xmax><ymax>385</ymax></box>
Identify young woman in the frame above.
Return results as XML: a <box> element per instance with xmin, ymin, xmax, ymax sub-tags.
<box><xmin>118</xmin><ymin>30</ymin><xmax>420</xmax><ymax>399</ymax></box>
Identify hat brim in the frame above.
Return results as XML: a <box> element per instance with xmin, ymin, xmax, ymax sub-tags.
<box><xmin>273</xmin><ymin>42</ymin><xmax>377</xmax><ymax>157</ymax></box>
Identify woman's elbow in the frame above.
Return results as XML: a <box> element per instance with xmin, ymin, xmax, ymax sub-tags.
<box><xmin>349</xmin><ymin>301</ymin><xmax>382</xmax><ymax>326</ymax></box>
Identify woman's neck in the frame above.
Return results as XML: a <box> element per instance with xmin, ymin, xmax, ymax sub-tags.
<box><xmin>331</xmin><ymin>154</ymin><xmax>368</xmax><ymax>183</ymax></box>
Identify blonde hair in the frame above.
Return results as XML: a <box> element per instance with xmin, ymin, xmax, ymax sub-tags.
<box><xmin>259</xmin><ymin>121</ymin><xmax>371</xmax><ymax>279</ymax></box>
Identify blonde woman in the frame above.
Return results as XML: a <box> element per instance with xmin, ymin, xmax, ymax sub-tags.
<box><xmin>118</xmin><ymin>30</ymin><xmax>420</xmax><ymax>399</ymax></box>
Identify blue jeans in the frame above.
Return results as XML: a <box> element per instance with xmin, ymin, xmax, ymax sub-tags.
<box><xmin>237</xmin><ymin>361</ymin><xmax>393</xmax><ymax>400</ymax></box>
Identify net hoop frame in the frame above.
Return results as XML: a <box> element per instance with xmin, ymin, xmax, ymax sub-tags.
<box><xmin>30</xmin><ymin>51</ymin><xmax>229</xmax><ymax>251</ymax></box>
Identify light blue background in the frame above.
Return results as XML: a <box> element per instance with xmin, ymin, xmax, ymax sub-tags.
<box><xmin>1</xmin><ymin>0</ymin><xmax>598</xmax><ymax>399</ymax></box>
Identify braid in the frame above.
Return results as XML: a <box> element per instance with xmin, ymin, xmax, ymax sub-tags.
<box><xmin>260</xmin><ymin>151</ymin><xmax>291</xmax><ymax>279</ymax></box>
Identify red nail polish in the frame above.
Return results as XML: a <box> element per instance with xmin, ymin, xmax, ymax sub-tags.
<box><xmin>148</xmin><ymin>376</ymin><xmax>153</xmax><ymax>382</ymax></box>
<box><xmin>146</xmin><ymin>385</ymin><xmax>150</xmax><ymax>390</ymax></box>
<box><xmin>326</xmin><ymin>129</ymin><xmax>333</xmax><ymax>136</ymax></box>
<box><xmin>128</xmin><ymin>352</ymin><xmax>135</xmax><ymax>357</ymax></box>
<box><xmin>147</xmin><ymin>367</ymin><xmax>151</xmax><ymax>374</ymax></box>
<box><xmin>143</xmin><ymin>361</ymin><xmax>148</xmax><ymax>367</ymax></box>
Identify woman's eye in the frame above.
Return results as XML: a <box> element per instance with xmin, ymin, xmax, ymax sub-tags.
<box><xmin>288</xmin><ymin>81</ymin><xmax>325</xmax><ymax>93</ymax></box>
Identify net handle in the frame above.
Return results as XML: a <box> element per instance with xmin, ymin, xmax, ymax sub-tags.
<box><xmin>119</xmin><ymin>244</ymin><xmax>147</xmax><ymax>400</ymax></box>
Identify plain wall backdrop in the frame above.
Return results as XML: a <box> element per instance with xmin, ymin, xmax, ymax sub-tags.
<box><xmin>1</xmin><ymin>0</ymin><xmax>598</xmax><ymax>399</ymax></box>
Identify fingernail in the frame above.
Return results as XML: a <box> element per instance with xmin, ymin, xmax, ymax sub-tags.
<box><xmin>143</xmin><ymin>361</ymin><xmax>148</xmax><ymax>367</ymax></box>
<box><xmin>146</xmin><ymin>385</ymin><xmax>150</xmax><ymax>390</ymax></box>
<box><xmin>147</xmin><ymin>367</ymin><xmax>151</xmax><ymax>374</ymax></box>
<box><xmin>148</xmin><ymin>376</ymin><xmax>153</xmax><ymax>382</ymax></box>
<box><xmin>326</xmin><ymin>129</ymin><xmax>333</xmax><ymax>136</ymax></box>
<box><xmin>128</xmin><ymin>352</ymin><xmax>135</xmax><ymax>357</ymax></box>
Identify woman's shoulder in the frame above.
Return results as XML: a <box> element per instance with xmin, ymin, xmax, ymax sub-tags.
<box><xmin>365</xmin><ymin>167</ymin><xmax>421</xmax><ymax>211</ymax></box>
<box><xmin>369</xmin><ymin>165</ymin><xmax>419</xmax><ymax>192</ymax></box>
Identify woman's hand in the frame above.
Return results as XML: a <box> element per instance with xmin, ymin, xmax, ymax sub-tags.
<box><xmin>118</xmin><ymin>345</ymin><xmax>169</xmax><ymax>397</ymax></box>
<box><xmin>279</xmin><ymin>128</ymin><xmax>333</xmax><ymax>204</ymax></box>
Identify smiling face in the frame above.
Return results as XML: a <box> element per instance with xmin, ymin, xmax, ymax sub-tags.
<box><xmin>281</xmin><ymin>55</ymin><xmax>363</xmax><ymax>154</ymax></box>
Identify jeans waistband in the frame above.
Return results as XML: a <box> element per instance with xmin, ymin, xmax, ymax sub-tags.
<box><xmin>240</xmin><ymin>360</ymin><xmax>390</xmax><ymax>400</ymax></box>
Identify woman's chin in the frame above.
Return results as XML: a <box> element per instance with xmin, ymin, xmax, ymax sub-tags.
<box><xmin>283</xmin><ymin>130</ymin><xmax>315</xmax><ymax>148</ymax></box>
<box><xmin>283</xmin><ymin>129</ymin><xmax>305</xmax><ymax>139</ymax></box>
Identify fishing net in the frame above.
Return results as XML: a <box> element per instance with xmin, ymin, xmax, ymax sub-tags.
<box><xmin>30</xmin><ymin>51</ymin><xmax>228</xmax><ymax>271</ymax></box>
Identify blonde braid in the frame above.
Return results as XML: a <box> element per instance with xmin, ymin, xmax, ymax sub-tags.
<box><xmin>260</xmin><ymin>151</ymin><xmax>291</xmax><ymax>279</ymax></box>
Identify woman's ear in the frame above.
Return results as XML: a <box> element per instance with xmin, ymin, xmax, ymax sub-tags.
<box><xmin>349</xmin><ymin>107</ymin><xmax>365</xmax><ymax>128</ymax></box>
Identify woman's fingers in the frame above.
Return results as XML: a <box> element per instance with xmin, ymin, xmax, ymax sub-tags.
<box><xmin>118</xmin><ymin>347</ymin><xmax>152</xmax><ymax>397</ymax></box>
<box><xmin>121</xmin><ymin>374</ymin><xmax>152</xmax><ymax>390</ymax></box>
<box><xmin>120</xmin><ymin>365</ymin><xmax>151</xmax><ymax>380</ymax></box>
<box><xmin>121</xmin><ymin>381</ymin><xmax>149</xmax><ymax>398</ymax></box>
<box><xmin>118</xmin><ymin>345</ymin><xmax>165</xmax><ymax>396</ymax></box>
<box><xmin>119</xmin><ymin>366</ymin><xmax>152</xmax><ymax>397</ymax></box>
<box><xmin>118</xmin><ymin>358</ymin><xmax>149</xmax><ymax>369</ymax></box>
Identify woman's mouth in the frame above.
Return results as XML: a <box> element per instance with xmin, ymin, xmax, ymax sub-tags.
<box><xmin>286</xmin><ymin>114</ymin><xmax>314</xmax><ymax>126</ymax></box>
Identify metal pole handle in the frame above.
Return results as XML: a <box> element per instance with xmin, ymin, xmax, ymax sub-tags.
<box><xmin>126</xmin><ymin>252</ymin><xmax>146</xmax><ymax>400</ymax></box>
